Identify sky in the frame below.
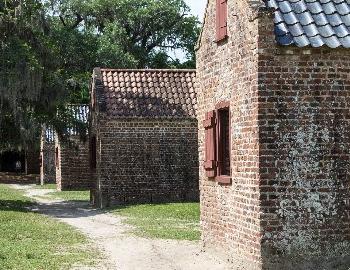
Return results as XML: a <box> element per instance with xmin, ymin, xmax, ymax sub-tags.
<box><xmin>185</xmin><ymin>0</ymin><xmax>207</xmax><ymax>22</ymax></box>
<box><xmin>171</xmin><ymin>0</ymin><xmax>206</xmax><ymax>60</ymax></box>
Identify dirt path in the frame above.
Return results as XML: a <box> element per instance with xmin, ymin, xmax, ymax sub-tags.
<box><xmin>10</xmin><ymin>184</ymin><xmax>232</xmax><ymax>270</ymax></box>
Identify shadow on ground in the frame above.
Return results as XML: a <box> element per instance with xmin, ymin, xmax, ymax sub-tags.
<box><xmin>32</xmin><ymin>200</ymin><xmax>106</xmax><ymax>219</ymax></box>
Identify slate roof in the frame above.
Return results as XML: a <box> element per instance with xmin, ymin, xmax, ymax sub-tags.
<box><xmin>266</xmin><ymin>0</ymin><xmax>350</xmax><ymax>48</ymax></box>
<box><xmin>94</xmin><ymin>68</ymin><xmax>197</xmax><ymax>118</ymax></box>
<box><xmin>45</xmin><ymin>127</ymin><xmax>55</xmax><ymax>143</ymax></box>
<box><xmin>67</xmin><ymin>105</ymin><xmax>89</xmax><ymax>124</ymax></box>
<box><xmin>44</xmin><ymin>105</ymin><xmax>89</xmax><ymax>141</ymax></box>
<box><xmin>66</xmin><ymin>105</ymin><xmax>89</xmax><ymax>135</ymax></box>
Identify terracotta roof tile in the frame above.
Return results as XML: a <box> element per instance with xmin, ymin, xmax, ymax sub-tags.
<box><xmin>93</xmin><ymin>68</ymin><xmax>197</xmax><ymax>118</ymax></box>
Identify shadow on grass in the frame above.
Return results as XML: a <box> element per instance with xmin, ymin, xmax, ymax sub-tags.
<box><xmin>0</xmin><ymin>198</ymin><xmax>108</xmax><ymax>220</ymax></box>
<box><xmin>0</xmin><ymin>200</ymin><xmax>34</xmax><ymax>212</ymax></box>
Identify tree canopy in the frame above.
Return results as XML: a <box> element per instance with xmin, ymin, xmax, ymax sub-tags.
<box><xmin>0</xmin><ymin>0</ymin><xmax>200</xmax><ymax>151</ymax></box>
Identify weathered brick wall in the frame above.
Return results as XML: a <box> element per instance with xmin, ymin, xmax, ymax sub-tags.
<box><xmin>92</xmin><ymin>118</ymin><xmax>199</xmax><ymax>207</ymax></box>
<box><xmin>196</xmin><ymin>1</ymin><xmax>262</xmax><ymax>268</ymax></box>
<box><xmin>258</xmin><ymin>15</ymin><xmax>350</xmax><ymax>269</ymax></box>
<box><xmin>198</xmin><ymin>0</ymin><xmax>350</xmax><ymax>269</ymax></box>
<box><xmin>40</xmin><ymin>135</ymin><xmax>56</xmax><ymax>185</ymax></box>
<box><xmin>55</xmin><ymin>136</ymin><xmax>91</xmax><ymax>191</ymax></box>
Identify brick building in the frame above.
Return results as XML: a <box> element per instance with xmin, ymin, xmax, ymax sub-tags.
<box><xmin>90</xmin><ymin>68</ymin><xmax>198</xmax><ymax>207</ymax></box>
<box><xmin>197</xmin><ymin>0</ymin><xmax>350</xmax><ymax>269</ymax></box>
<box><xmin>55</xmin><ymin>105</ymin><xmax>91</xmax><ymax>191</ymax></box>
<box><xmin>40</xmin><ymin>127</ymin><xmax>56</xmax><ymax>185</ymax></box>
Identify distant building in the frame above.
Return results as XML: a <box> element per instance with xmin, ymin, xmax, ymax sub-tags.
<box><xmin>55</xmin><ymin>105</ymin><xmax>91</xmax><ymax>191</ymax></box>
<box><xmin>0</xmin><ymin>151</ymin><xmax>25</xmax><ymax>173</ymax></box>
<box><xmin>90</xmin><ymin>68</ymin><xmax>199</xmax><ymax>207</ymax></box>
<box><xmin>0</xmin><ymin>150</ymin><xmax>39</xmax><ymax>175</ymax></box>
<box><xmin>40</xmin><ymin>127</ymin><xmax>56</xmax><ymax>185</ymax></box>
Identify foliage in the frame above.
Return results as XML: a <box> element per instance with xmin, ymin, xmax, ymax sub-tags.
<box><xmin>0</xmin><ymin>184</ymin><xmax>98</xmax><ymax>269</ymax></box>
<box><xmin>111</xmin><ymin>202</ymin><xmax>201</xmax><ymax>241</ymax></box>
<box><xmin>0</xmin><ymin>0</ymin><xmax>200</xmax><ymax>150</ymax></box>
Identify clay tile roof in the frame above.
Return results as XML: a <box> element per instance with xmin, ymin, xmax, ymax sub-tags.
<box><xmin>266</xmin><ymin>0</ymin><xmax>350</xmax><ymax>48</ymax></box>
<box><xmin>93</xmin><ymin>68</ymin><xmax>197</xmax><ymax>118</ymax></box>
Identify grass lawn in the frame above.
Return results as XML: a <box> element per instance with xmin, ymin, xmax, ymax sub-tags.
<box><xmin>111</xmin><ymin>202</ymin><xmax>200</xmax><ymax>241</ymax></box>
<box><xmin>36</xmin><ymin>184</ymin><xmax>90</xmax><ymax>202</ymax></box>
<box><xmin>0</xmin><ymin>184</ymin><xmax>97</xmax><ymax>270</ymax></box>
<box><xmin>37</xmin><ymin>183</ymin><xmax>57</xmax><ymax>189</ymax></box>
<box><xmin>49</xmin><ymin>190</ymin><xmax>90</xmax><ymax>202</ymax></box>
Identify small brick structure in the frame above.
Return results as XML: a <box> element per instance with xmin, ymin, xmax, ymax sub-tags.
<box><xmin>197</xmin><ymin>0</ymin><xmax>350</xmax><ymax>269</ymax></box>
<box><xmin>40</xmin><ymin>127</ymin><xmax>56</xmax><ymax>185</ymax></box>
<box><xmin>55</xmin><ymin>105</ymin><xmax>91</xmax><ymax>191</ymax></box>
<box><xmin>90</xmin><ymin>68</ymin><xmax>199</xmax><ymax>207</ymax></box>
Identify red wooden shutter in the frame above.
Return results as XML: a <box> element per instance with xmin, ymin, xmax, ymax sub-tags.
<box><xmin>216</xmin><ymin>0</ymin><xmax>228</xmax><ymax>41</ymax></box>
<box><xmin>203</xmin><ymin>111</ymin><xmax>217</xmax><ymax>178</ymax></box>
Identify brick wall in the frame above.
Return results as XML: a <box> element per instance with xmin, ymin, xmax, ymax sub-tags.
<box><xmin>197</xmin><ymin>1</ymin><xmax>262</xmax><ymax>268</ymax></box>
<box><xmin>258</xmin><ymin>14</ymin><xmax>350</xmax><ymax>269</ymax></box>
<box><xmin>91</xmin><ymin>118</ymin><xmax>199</xmax><ymax>207</ymax></box>
<box><xmin>55</xmin><ymin>136</ymin><xmax>91</xmax><ymax>191</ymax></box>
<box><xmin>197</xmin><ymin>0</ymin><xmax>350</xmax><ymax>269</ymax></box>
<box><xmin>40</xmin><ymin>134</ymin><xmax>56</xmax><ymax>185</ymax></box>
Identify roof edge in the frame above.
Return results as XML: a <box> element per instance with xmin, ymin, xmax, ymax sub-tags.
<box><xmin>66</xmin><ymin>103</ymin><xmax>89</xmax><ymax>107</ymax></box>
<box><xmin>99</xmin><ymin>68</ymin><xmax>196</xmax><ymax>73</ymax></box>
<box><xmin>92</xmin><ymin>67</ymin><xmax>107</xmax><ymax>113</ymax></box>
<box><xmin>195</xmin><ymin>0</ymin><xmax>209</xmax><ymax>51</ymax></box>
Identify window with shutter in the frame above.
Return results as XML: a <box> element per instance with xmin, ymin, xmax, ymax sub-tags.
<box><xmin>216</xmin><ymin>0</ymin><xmax>228</xmax><ymax>42</ymax></box>
<box><xmin>215</xmin><ymin>102</ymin><xmax>231</xmax><ymax>184</ymax></box>
<box><xmin>203</xmin><ymin>110</ymin><xmax>217</xmax><ymax>178</ymax></box>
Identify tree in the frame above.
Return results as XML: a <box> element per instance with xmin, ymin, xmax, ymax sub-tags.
<box><xmin>0</xmin><ymin>0</ymin><xmax>200</xmax><ymax>151</ymax></box>
<box><xmin>53</xmin><ymin>0</ymin><xmax>200</xmax><ymax>68</ymax></box>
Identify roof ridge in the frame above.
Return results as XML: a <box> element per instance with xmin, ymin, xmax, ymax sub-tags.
<box><xmin>99</xmin><ymin>68</ymin><xmax>196</xmax><ymax>73</ymax></box>
<box><xmin>67</xmin><ymin>103</ymin><xmax>89</xmax><ymax>106</ymax></box>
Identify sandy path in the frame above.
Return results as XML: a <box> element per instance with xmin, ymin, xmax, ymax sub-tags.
<box><xmin>10</xmin><ymin>184</ymin><xmax>232</xmax><ymax>270</ymax></box>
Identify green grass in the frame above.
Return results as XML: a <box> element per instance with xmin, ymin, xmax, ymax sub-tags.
<box><xmin>111</xmin><ymin>202</ymin><xmax>200</xmax><ymax>241</ymax></box>
<box><xmin>49</xmin><ymin>190</ymin><xmax>90</xmax><ymax>202</ymax></box>
<box><xmin>37</xmin><ymin>183</ymin><xmax>57</xmax><ymax>190</ymax></box>
<box><xmin>35</xmin><ymin>184</ymin><xmax>90</xmax><ymax>202</ymax></box>
<box><xmin>0</xmin><ymin>184</ymin><xmax>97</xmax><ymax>270</ymax></box>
